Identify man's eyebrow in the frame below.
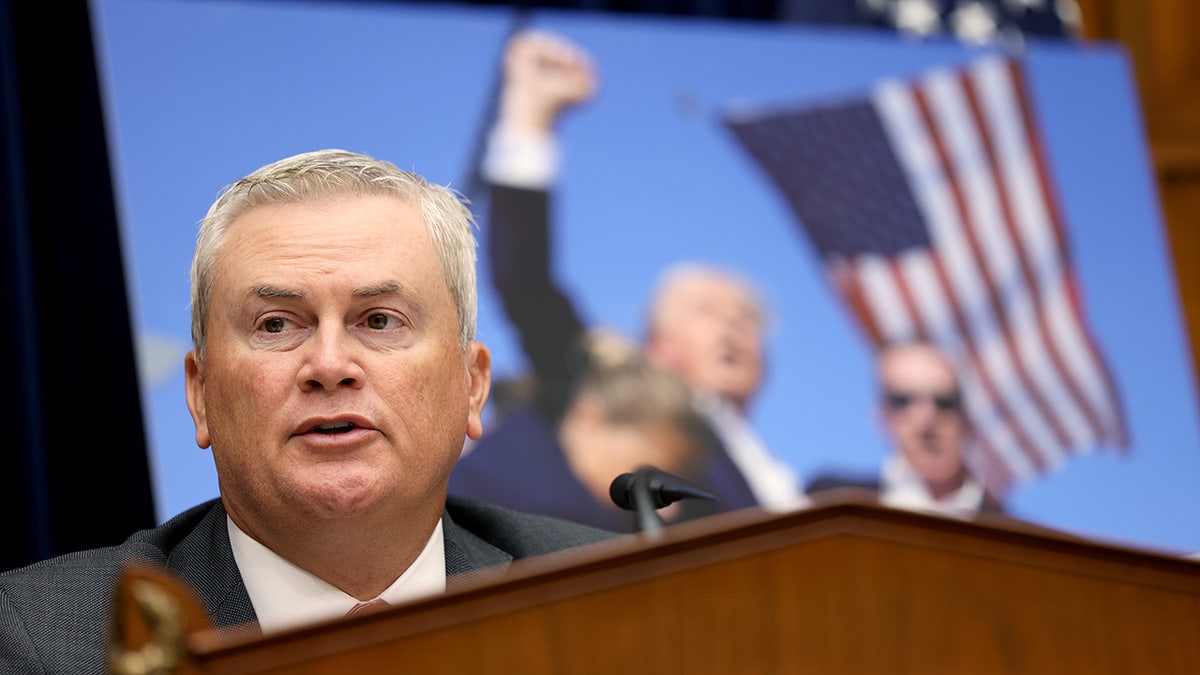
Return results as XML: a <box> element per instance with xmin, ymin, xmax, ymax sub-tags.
<box><xmin>353</xmin><ymin>282</ymin><xmax>421</xmax><ymax>302</ymax></box>
<box><xmin>252</xmin><ymin>284</ymin><xmax>303</xmax><ymax>300</ymax></box>
<box><xmin>246</xmin><ymin>282</ymin><xmax>420</xmax><ymax>304</ymax></box>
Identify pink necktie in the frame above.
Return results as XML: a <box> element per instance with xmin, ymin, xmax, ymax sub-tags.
<box><xmin>346</xmin><ymin>598</ymin><xmax>390</xmax><ymax>617</ymax></box>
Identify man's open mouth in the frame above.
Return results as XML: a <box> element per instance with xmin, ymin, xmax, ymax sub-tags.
<box><xmin>313</xmin><ymin>421</ymin><xmax>357</xmax><ymax>434</ymax></box>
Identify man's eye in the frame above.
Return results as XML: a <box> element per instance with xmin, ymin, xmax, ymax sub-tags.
<box><xmin>366</xmin><ymin>313</ymin><xmax>393</xmax><ymax>330</ymax></box>
<box><xmin>262</xmin><ymin>317</ymin><xmax>287</xmax><ymax>333</ymax></box>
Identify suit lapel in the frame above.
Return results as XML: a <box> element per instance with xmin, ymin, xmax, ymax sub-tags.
<box><xmin>441</xmin><ymin>509</ymin><xmax>513</xmax><ymax>590</ymax></box>
<box><xmin>163</xmin><ymin>500</ymin><xmax>258</xmax><ymax>630</ymax></box>
<box><xmin>156</xmin><ymin>501</ymin><xmax>520</xmax><ymax>624</ymax></box>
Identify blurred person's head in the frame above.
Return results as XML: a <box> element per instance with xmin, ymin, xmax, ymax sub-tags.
<box><xmin>643</xmin><ymin>265</ymin><xmax>767</xmax><ymax>411</ymax></box>
<box><xmin>876</xmin><ymin>341</ymin><xmax>970</xmax><ymax>499</ymax></box>
<box><xmin>559</xmin><ymin>331</ymin><xmax>714</xmax><ymax>509</ymax></box>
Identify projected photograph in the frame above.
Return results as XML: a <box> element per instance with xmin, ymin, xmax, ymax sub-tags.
<box><xmin>91</xmin><ymin>0</ymin><xmax>1200</xmax><ymax>551</ymax></box>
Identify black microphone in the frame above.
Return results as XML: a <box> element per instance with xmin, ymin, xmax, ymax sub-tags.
<box><xmin>609</xmin><ymin>467</ymin><xmax>717</xmax><ymax>510</ymax></box>
<box><xmin>609</xmin><ymin>466</ymin><xmax>717</xmax><ymax>536</ymax></box>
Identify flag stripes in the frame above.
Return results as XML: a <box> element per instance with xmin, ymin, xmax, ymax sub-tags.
<box><xmin>725</xmin><ymin>55</ymin><xmax>1127</xmax><ymax>493</ymax></box>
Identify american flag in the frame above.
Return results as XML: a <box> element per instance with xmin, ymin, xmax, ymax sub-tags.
<box><xmin>724</xmin><ymin>55</ymin><xmax>1128</xmax><ymax>495</ymax></box>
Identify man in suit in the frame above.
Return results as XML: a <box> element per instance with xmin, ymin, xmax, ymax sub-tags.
<box><xmin>0</xmin><ymin>149</ymin><xmax>616</xmax><ymax>673</ymax></box>
<box><xmin>470</xmin><ymin>29</ymin><xmax>806</xmax><ymax>515</ymax></box>
<box><xmin>808</xmin><ymin>340</ymin><xmax>1003</xmax><ymax>515</ymax></box>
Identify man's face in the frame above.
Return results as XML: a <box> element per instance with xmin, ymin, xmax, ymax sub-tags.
<box><xmin>184</xmin><ymin>195</ymin><xmax>490</xmax><ymax>534</ymax></box>
<box><xmin>559</xmin><ymin>398</ymin><xmax>696</xmax><ymax>504</ymax></box>
<box><xmin>645</xmin><ymin>273</ymin><xmax>764</xmax><ymax>408</ymax></box>
<box><xmin>878</xmin><ymin>345</ymin><xmax>968</xmax><ymax>495</ymax></box>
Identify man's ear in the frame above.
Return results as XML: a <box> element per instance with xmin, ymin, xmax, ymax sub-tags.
<box><xmin>642</xmin><ymin>332</ymin><xmax>671</xmax><ymax>368</ymax></box>
<box><xmin>465</xmin><ymin>341</ymin><xmax>492</xmax><ymax>441</ymax></box>
<box><xmin>184</xmin><ymin>350</ymin><xmax>212</xmax><ymax>449</ymax></box>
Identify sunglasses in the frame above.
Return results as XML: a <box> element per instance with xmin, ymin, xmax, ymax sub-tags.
<box><xmin>883</xmin><ymin>390</ymin><xmax>962</xmax><ymax>413</ymax></box>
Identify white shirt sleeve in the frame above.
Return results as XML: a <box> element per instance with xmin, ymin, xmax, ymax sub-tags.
<box><xmin>480</xmin><ymin>126</ymin><xmax>561</xmax><ymax>190</ymax></box>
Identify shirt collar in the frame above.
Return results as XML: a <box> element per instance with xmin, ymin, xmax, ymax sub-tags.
<box><xmin>227</xmin><ymin>516</ymin><xmax>446</xmax><ymax>633</ymax></box>
<box><xmin>879</xmin><ymin>453</ymin><xmax>985</xmax><ymax>517</ymax></box>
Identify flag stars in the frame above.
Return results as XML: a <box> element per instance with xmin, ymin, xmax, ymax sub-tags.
<box><xmin>892</xmin><ymin>0</ymin><xmax>943</xmax><ymax>38</ymax></box>
<box><xmin>1054</xmin><ymin>0</ymin><xmax>1083</xmax><ymax>35</ymax></box>
<box><xmin>950</xmin><ymin>1</ymin><xmax>1001</xmax><ymax>44</ymax></box>
<box><xmin>1004</xmin><ymin>0</ymin><xmax>1047</xmax><ymax>12</ymax></box>
<box><xmin>855</xmin><ymin>0</ymin><xmax>1077</xmax><ymax>44</ymax></box>
<box><xmin>860</xmin><ymin>0</ymin><xmax>892</xmax><ymax>15</ymax></box>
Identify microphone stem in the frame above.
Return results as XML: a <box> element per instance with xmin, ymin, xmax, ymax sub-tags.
<box><xmin>630</xmin><ymin>467</ymin><xmax>665</xmax><ymax>539</ymax></box>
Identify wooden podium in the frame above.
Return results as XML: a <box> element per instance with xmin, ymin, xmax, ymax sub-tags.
<box><xmin>123</xmin><ymin>491</ymin><xmax>1200</xmax><ymax>674</ymax></box>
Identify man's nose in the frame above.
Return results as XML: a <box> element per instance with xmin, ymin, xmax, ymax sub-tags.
<box><xmin>908</xmin><ymin>398</ymin><xmax>944</xmax><ymax>426</ymax></box>
<box><xmin>720</xmin><ymin>308</ymin><xmax>759</xmax><ymax>337</ymax></box>
<box><xmin>299</xmin><ymin>326</ymin><xmax>365</xmax><ymax>391</ymax></box>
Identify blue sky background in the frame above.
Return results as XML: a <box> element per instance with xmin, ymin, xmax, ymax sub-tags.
<box><xmin>91</xmin><ymin>0</ymin><xmax>1200</xmax><ymax>555</ymax></box>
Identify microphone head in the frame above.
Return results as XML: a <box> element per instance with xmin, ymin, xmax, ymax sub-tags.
<box><xmin>609</xmin><ymin>472</ymin><xmax>638</xmax><ymax>510</ymax></box>
<box><xmin>609</xmin><ymin>466</ymin><xmax>717</xmax><ymax>511</ymax></box>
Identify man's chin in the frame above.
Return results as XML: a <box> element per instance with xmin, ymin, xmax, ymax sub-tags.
<box><xmin>912</xmin><ymin>462</ymin><xmax>965</xmax><ymax>490</ymax></box>
<box><xmin>301</xmin><ymin>497</ymin><xmax>381</xmax><ymax>521</ymax></box>
<box><xmin>704</xmin><ymin>371</ymin><xmax>758</xmax><ymax>401</ymax></box>
<box><xmin>288</xmin><ymin>473</ymin><xmax>387</xmax><ymax>520</ymax></box>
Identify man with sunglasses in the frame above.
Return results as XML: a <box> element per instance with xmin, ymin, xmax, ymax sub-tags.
<box><xmin>810</xmin><ymin>340</ymin><xmax>1003</xmax><ymax>515</ymax></box>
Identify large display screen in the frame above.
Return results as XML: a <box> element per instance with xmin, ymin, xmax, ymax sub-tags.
<box><xmin>91</xmin><ymin>0</ymin><xmax>1200</xmax><ymax>553</ymax></box>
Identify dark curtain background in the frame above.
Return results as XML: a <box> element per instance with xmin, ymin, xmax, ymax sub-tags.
<box><xmin>1</xmin><ymin>0</ymin><xmax>154</xmax><ymax>572</ymax></box>
<box><xmin>0</xmin><ymin>0</ymin><xmax>1070</xmax><ymax>573</ymax></box>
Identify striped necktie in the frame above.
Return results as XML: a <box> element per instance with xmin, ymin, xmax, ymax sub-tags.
<box><xmin>346</xmin><ymin>598</ymin><xmax>390</xmax><ymax>617</ymax></box>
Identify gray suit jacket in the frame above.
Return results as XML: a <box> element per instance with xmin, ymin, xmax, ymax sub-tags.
<box><xmin>0</xmin><ymin>495</ymin><xmax>616</xmax><ymax>674</ymax></box>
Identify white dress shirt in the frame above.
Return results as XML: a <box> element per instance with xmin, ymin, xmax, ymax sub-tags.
<box><xmin>481</xmin><ymin>126</ymin><xmax>560</xmax><ymax>189</ymax></box>
<box><xmin>879</xmin><ymin>453</ymin><xmax>988</xmax><ymax>517</ymax></box>
<box><xmin>227</xmin><ymin>517</ymin><xmax>446</xmax><ymax>633</ymax></box>
<box><xmin>695</xmin><ymin>393</ymin><xmax>809</xmax><ymax>511</ymax></box>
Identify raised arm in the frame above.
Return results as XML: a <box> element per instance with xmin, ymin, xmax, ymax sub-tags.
<box><xmin>483</xmin><ymin>30</ymin><xmax>599</xmax><ymax>417</ymax></box>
